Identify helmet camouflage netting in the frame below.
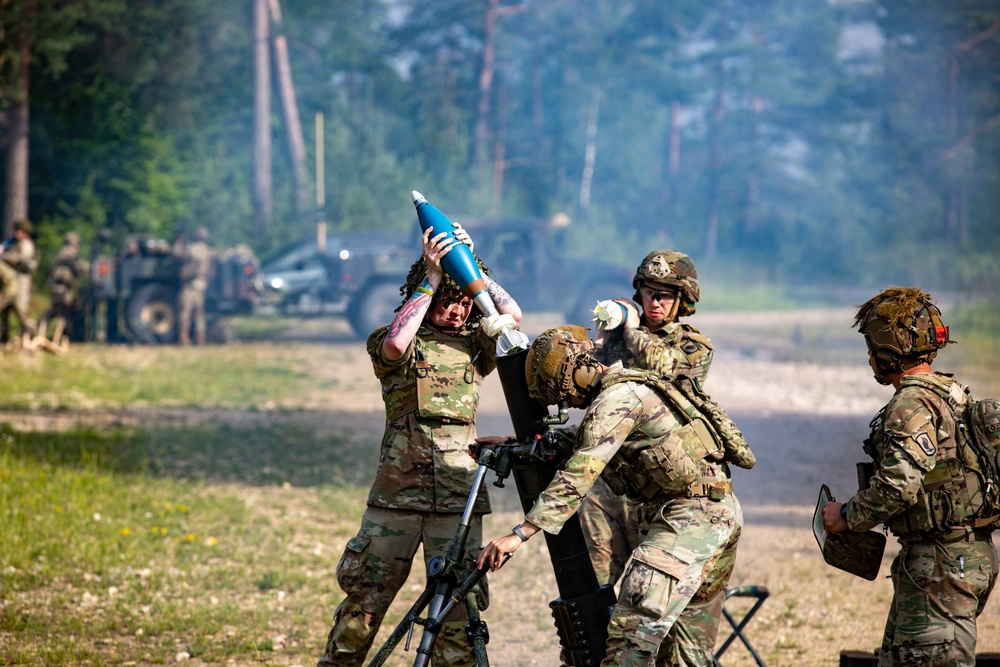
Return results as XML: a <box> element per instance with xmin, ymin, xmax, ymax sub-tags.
<box><xmin>398</xmin><ymin>255</ymin><xmax>493</xmax><ymax>325</ymax></box>
<box><xmin>853</xmin><ymin>286</ymin><xmax>954</xmax><ymax>379</ymax></box>
<box><xmin>632</xmin><ymin>249</ymin><xmax>700</xmax><ymax>316</ymax></box>
<box><xmin>525</xmin><ymin>325</ymin><xmax>595</xmax><ymax>405</ymax></box>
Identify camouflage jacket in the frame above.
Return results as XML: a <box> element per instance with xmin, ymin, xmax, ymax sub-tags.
<box><xmin>595</xmin><ymin>320</ymin><xmax>713</xmax><ymax>384</ymax></box>
<box><xmin>1</xmin><ymin>237</ymin><xmax>37</xmax><ymax>276</ymax></box>
<box><xmin>364</xmin><ymin>323</ymin><xmax>497</xmax><ymax>514</ymax></box>
<box><xmin>176</xmin><ymin>240</ymin><xmax>211</xmax><ymax>291</ymax></box>
<box><xmin>526</xmin><ymin>365</ymin><xmax>731</xmax><ymax>534</ymax></box>
<box><xmin>48</xmin><ymin>246</ymin><xmax>87</xmax><ymax>299</ymax></box>
<box><xmin>847</xmin><ymin>372</ymin><xmax>977</xmax><ymax>536</ymax></box>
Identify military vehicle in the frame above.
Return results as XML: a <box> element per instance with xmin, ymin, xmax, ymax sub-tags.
<box><xmin>82</xmin><ymin>233</ymin><xmax>262</xmax><ymax>344</ymax></box>
<box><xmin>262</xmin><ymin>217</ymin><xmax>633</xmax><ymax>338</ymax></box>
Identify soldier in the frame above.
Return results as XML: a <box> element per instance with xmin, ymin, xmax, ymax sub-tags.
<box><xmin>585</xmin><ymin>250</ymin><xmax>714</xmax><ymax>587</ymax></box>
<box><xmin>478</xmin><ymin>326</ymin><xmax>750</xmax><ymax>666</ymax></box>
<box><xmin>822</xmin><ymin>287</ymin><xmax>997</xmax><ymax>667</ymax></box>
<box><xmin>317</xmin><ymin>223</ymin><xmax>522</xmax><ymax>667</ymax></box>
<box><xmin>0</xmin><ymin>218</ymin><xmax>39</xmax><ymax>345</ymax></box>
<box><xmin>174</xmin><ymin>225</ymin><xmax>212</xmax><ymax>345</ymax></box>
<box><xmin>37</xmin><ymin>231</ymin><xmax>88</xmax><ymax>348</ymax></box>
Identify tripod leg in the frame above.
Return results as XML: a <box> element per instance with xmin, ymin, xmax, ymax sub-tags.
<box><xmin>366</xmin><ymin>584</ymin><xmax>436</xmax><ymax>667</ymax></box>
<box><xmin>465</xmin><ymin>594</ymin><xmax>490</xmax><ymax>666</ymax></box>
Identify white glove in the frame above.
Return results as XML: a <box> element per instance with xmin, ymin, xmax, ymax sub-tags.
<box><xmin>482</xmin><ymin>313</ymin><xmax>517</xmax><ymax>338</ymax></box>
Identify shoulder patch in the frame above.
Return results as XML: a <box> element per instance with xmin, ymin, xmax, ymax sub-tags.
<box><xmin>913</xmin><ymin>430</ymin><xmax>936</xmax><ymax>457</ymax></box>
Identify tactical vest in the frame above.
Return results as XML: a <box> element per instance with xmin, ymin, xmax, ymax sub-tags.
<box><xmin>382</xmin><ymin>328</ymin><xmax>483</xmax><ymax>424</ymax></box>
<box><xmin>48</xmin><ymin>262</ymin><xmax>77</xmax><ymax>293</ymax></box>
<box><xmin>870</xmin><ymin>375</ymin><xmax>999</xmax><ymax>535</ymax></box>
<box><xmin>599</xmin><ymin>368</ymin><xmax>750</xmax><ymax>503</ymax></box>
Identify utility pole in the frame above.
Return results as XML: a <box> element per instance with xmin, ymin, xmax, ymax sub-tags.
<box><xmin>253</xmin><ymin>0</ymin><xmax>272</xmax><ymax>240</ymax></box>
<box><xmin>268</xmin><ymin>0</ymin><xmax>310</xmax><ymax>217</ymax></box>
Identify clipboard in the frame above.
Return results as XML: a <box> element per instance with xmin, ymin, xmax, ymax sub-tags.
<box><xmin>813</xmin><ymin>484</ymin><xmax>886</xmax><ymax>581</ymax></box>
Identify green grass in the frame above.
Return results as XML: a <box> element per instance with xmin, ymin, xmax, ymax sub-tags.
<box><xmin>0</xmin><ymin>428</ymin><xmax>368</xmax><ymax>666</ymax></box>
<box><xmin>0</xmin><ymin>342</ymin><xmax>348</xmax><ymax>410</ymax></box>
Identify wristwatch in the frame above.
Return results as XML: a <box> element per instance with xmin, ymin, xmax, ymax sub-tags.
<box><xmin>512</xmin><ymin>524</ymin><xmax>529</xmax><ymax>542</ymax></box>
<box><xmin>840</xmin><ymin>504</ymin><xmax>848</xmax><ymax>522</ymax></box>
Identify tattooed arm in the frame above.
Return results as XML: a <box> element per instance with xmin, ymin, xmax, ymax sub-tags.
<box><xmin>485</xmin><ymin>276</ymin><xmax>522</xmax><ymax>323</ymax></box>
<box><xmin>382</xmin><ymin>227</ymin><xmax>451</xmax><ymax>360</ymax></box>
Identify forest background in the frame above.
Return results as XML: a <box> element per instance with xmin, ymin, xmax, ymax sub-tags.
<box><xmin>2</xmin><ymin>0</ymin><xmax>999</xmax><ymax>309</ymax></box>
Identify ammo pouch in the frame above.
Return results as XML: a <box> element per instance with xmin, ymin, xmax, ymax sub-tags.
<box><xmin>888</xmin><ymin>458</ymin><xmax>984</xmax><ymax>534</ymax></box>
<box><xmin>601</xmin><ymin>371</ymin><xmax>733</xmax><ymax>502</ymax></box>
<box><xmin>669</xmin><ymin>376</ymin><xmax>756</xmax><ymax>470</ymax></box>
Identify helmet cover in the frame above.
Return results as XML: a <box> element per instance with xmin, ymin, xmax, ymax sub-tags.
<box><xmin>632</xmin><ymin>250</ymin><xmax>700</xmax><ymax>316</ymax></box>
<box><xmin>525</xmin><ymin>325</ymin><xmax>596</xmax><ymax>405</ymax></box>
<box><xmin>853</xmin><ymin>286</ymin><xmax>953</xmax><ymax>383</ymax></box>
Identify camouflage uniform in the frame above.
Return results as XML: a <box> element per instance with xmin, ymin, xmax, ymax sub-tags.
<box><xmin>0</xmin><ymin>224</ymin><xmax>38</xmax><ymax>340</ymax></box>
<box><xmin>527</xmin><ymin>365</ymin><xmax>742</xmax><ymax>667</ymax></box>
<box><xmin>584</xmin><ymin>322</ymin><xmax>715</xmax><ymax>585</ymax></box>
<box><xmin>845</xmin><ymin>372</ymin><xmax>998</xmax><ymax>667</ymax></box>
<box><xmin>318</xmin><ymin>323</ymin><xmax>496</xmax><ymax>667</ymax></box>
<box><xmin>39</xmin><ymin>234</ymin><xmax>88</xmax><ymax>342</ymax></box>
<box><xmin>175</xmin><ymin>229</ymin><xmax>211</xmax><ymax>345</ymax></box>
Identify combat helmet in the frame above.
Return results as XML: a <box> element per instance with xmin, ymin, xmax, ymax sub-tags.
<box><xmin>632</xmin><ymin>250</ymin><xmax>699</xmax><ymax>316</ymax></box>
<box><xmin>853</xmin><ymin>287</ymin><xmax>953</xmax><ymax>385</ymax></box>
<box><xmin>525</xmin><ymin>325</ymin><xmax>600</xmax><ymax>405</ymax></box>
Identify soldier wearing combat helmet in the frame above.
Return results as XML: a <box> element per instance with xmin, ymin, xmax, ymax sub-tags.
<box><xmin>317</xmin><ymin>222</ymin><xmax>522</xmax><ymax>667</ymax></box>
<box><xmin>822</xmin><ymin>287</ymin><xmax>996</xmax><ymax>667</ymax></box>
<box><xmin>582</xmin><ymin>249</ymin><xmax>719</xmax><ymax>659</ymax></box>
<box><xmin>479</xmin><ymin>325</ymin><xmax>747</xmax><ymax>666</ymax></box>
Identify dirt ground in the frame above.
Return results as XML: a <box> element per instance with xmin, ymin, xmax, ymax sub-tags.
<box><xmin>5</xmin><ymin>308</ymin><xmax>1000</xmax><ymax>667</ymax></box>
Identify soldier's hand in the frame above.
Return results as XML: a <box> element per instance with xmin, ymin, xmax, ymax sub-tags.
<box><xmin>452</xmin><ymin>223</ymin><xmax>474</xmax><ymax>253</ymax></box>
<box><xmin>822</xmin><ymin>501</ymin><xmax>849</xmax><ymax>535</ymax></box>
<box><xmin>422</xmin><ymin>227</ymin><xmax>454</xmax><ymax>279</ymax></box>
<box><xmin>477</xmin><ymin>534</ymin><xmax>523</xmax><ymax>572</ymax></box>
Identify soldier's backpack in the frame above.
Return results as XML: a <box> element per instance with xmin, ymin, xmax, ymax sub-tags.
<box><xmin>961</xmin><ymin>397</ymin><xmax>1000</xmax><ymax>527</ymax></box>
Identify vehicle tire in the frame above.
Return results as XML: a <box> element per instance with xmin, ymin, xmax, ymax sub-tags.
<box><xmin>125</xmin><ymin>283</ymin><xmax>179</xmax><ymax>344</ymax></box>
<box><xmin>347</xmin><ymin>281</ymin><xmax>403</xmax><ymax>340</ymax></box>
<box><xmin>566</xmin><ymin>282</ymin><xmax>630</xmax><ymax>329</ymax></box>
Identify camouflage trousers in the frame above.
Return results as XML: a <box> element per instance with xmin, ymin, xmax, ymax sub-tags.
<box><xmin>603</xmin><ymin>493</ymin><xmax>742</xmax><ymax>667</ymax></box>
<box><xmin>178</xmin><ymin>285</ymin><xmax>206</xmax><ymax>345</ymax></box>
<box><xmin>579</xmin><ymin>477</ymin><xmax>643</xmax><ymax>586</ymax></box>
<box><xmin>317</xmin><ymin>506</ymin><xmax>487</xmax><ymax>667</ymax></box>
<box><xmin>878</xmin><ymin>531</ymin><xmax>997</xmax><ymax>667</ymax></box>
<box><xmin>0</xmin><ymin>273</ymin><xmax>36</xmax><ymax>339</ymax></box>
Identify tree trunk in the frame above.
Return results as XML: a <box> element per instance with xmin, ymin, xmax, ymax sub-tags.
<box><xmin>491</xmin><ymin>82</ymin><xmax>507</xmax><ymax>215</ymax></box>
<box><xmin>268</xmin><ymin>0</ymin><xmax>310</xmax><ymax>218</ymax></box>
<box><xmin>578</xmin><ymin>83</ymin><xmax>601</xmax><ymax>218</ymax></box>
<box><xmin>474</xmin><ymin>0</ymin><xmax>499</xmax><ymax>170</ymax></box>
<box><xmin>253</xmin><ymin>0</ymin><xmax>272</xmax><ymax>241</ymax></box>
<box><xmin>3</xmin><ymin>49</ymin><xmax>30</xmax><ymax>237</ymax></box>
<box><xmin>705</xmin><ymin>8</ymin><xmax>729</xmax><ymax>259</ymax></box>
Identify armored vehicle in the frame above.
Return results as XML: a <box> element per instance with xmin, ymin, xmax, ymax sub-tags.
<box><xmin>83</xmin><ymin>233</ymin><xmax>262</xmax><ymax>344</ymax></box>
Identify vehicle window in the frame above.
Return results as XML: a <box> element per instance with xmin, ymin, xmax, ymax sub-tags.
<box><xmin>265</xmin><ymin>244</ymin><xmax>319</xmax><ymax>271</ymax></box>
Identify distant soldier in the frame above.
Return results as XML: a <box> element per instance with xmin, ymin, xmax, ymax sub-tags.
<box><xmin>37</xmin><ymin>231</ymin><xmax>89</xmax><ymax>348</ymax></box>
<box><xmin>822</xmin><ymin>287</ymin><xmax>997</xmax><ymax>667</ymax></box>
<box><xmin>0</xmin><ymin>218</ymin><xmax>39</xmax><ymax>345</ymax></box>
<box><xmin>316</xmin><ymin>223</ymin><xmax>522</xmax><ymax>667</ymax></box>
<box><xmin>174</xmin><ymin>225</ymin><xmax>212</xmax><ymax>345</ymax></box>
